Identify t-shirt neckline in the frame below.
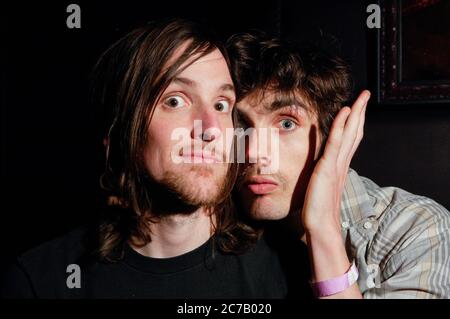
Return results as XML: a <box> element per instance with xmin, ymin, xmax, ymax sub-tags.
<box><xmin>123</xmin><ymin>236</ymin><xmax>215</xmax><ymax>274</ymax></box>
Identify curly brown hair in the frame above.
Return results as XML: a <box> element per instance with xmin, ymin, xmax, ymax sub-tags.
<box><xmin>226</xmin><ymin>31</ymin><xmax>353</xmax><ymax>153</ymax></box>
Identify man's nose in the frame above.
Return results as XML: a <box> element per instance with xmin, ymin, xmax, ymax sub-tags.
<box><xmin>246</xmin><ymin>128</ymin><xmax>272</xmax><ymax>167</ymax></box>
<box><xmin>190</xmin><ymin>105</ymin><xmax>222</xmax><ymax>142</ymax></box>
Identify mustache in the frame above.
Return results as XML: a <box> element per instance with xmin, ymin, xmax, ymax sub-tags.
<box><xmin>236</xmin><ymin>164</ymin><xmax>287</xmax><ymax>191</ymax></box>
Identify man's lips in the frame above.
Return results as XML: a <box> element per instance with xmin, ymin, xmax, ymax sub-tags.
<box><xmin>181</xmin><ymin>151</ymin><xmax>222</xmax><ymax>163</ymax></box>
<box><xmin>245</xmin><ymin>176</ymin><xmax>278</xmax><ymax>195</ymax></box>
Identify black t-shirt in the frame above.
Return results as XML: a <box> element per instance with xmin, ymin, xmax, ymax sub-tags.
<box><xmin>264</xmin><ymin>223</ymin><xmax>314</xmax><ymax>299</ymax></box>
<box><xmin>1</xmin><ymin>227</ymin><xmax>291</xmax><ymax>299</ymax></box>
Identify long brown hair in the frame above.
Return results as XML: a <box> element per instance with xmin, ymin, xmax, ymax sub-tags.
<box><xmin>91</xmin><ymin>19</ymin><xmax>260</xmax><ymax>262</ymax></box>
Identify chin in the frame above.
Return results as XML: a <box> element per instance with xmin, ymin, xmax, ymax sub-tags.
<box><xmin>251</xmin><ymin>210</ymin><xmax>289</xmax><ymax>221</ymax></box>
<box><xmin>172</xmin><ymin>166</ymin><xmax>228</xmax><ymax>206</ymax></box>
<box><xmin>245</xmin><ymin>196</ymin><xmax>290</xmax><ymax>221</ymax></box>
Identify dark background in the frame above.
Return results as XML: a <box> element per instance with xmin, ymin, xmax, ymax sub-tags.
<box><xmin>1</xmin><ymin>0</ymin><xmax>449</xmax><ymax>268</ymax></box>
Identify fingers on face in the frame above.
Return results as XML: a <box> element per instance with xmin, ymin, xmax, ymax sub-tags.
<box><xmin>339</xmin><ymin>91</ymin><xmax>370</xmax><ymax>165</ymax></box>
<box><xmin>350</xmin><ymin>96</ymin><xmax>368</xmax><ymax>156</ymax></box>
<box><xmin>322</xmin><ymin>90</ymin><xmax>370</xmax><ymax>167</ymax></box>
<box><xmin>323</xmin><ymin>106</ymin><xmax>351</xmax><ymax>161</ymax></box>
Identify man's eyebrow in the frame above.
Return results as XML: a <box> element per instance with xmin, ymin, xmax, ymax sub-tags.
<box><xmin>268</xmin><ymin>97</ymin><xmax>310</xmax><ymax>114</ymax></box>
<box><xmin>172</xmin><ymin>77</ymin><xmax>235</xmax><ymax>94</ymax></box>
<box><xmin>173</xmin><ymin>77</ymin><xmax>196</xmax><ymax>87</ymax></box>
<box><xmin>219</xmin><ymin>83</ymin><xmax>235</xmax><ymax>93</ymax></box>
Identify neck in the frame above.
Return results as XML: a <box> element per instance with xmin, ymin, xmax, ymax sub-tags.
<box><xmin>131</xmin><ymin>207</ymin><xmax>214</xmax><ymax>258</ymax></box>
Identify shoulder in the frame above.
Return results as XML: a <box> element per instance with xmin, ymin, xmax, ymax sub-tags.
<box><xmin>374</xmin><ymin>190</ymin><xmax>450</xmax><ymax>265</ymax></box>
<box><xmin>17</xmin><ymin>226</ymin><xmax>90</xmax><ymax>269</ymax></box>
<box><xmin>1</xmin><ymin>226</ymin><xmax>92</xmax><ymax>298</ymax></box>
<box><xmin>349</xmin><ymin>172</ymin><xmax>450</xmax><ymax>297</ymax></box>
<box><xmin>359</xmin><ymin>174</ymin><xmax>450</xmax><ymax>293</ymax></box>
<box><xmin>361</xmin><ymin>175</ymin><xmax>450</xmax><ymax>245</ymax></box>
<box><xmin>356</xmin><ymin>172</ymin><xmax>449</xmax><ymax>245</ymax></box>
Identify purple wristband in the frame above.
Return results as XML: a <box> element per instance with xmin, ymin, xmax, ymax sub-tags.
<box><xmin>310</xmin><ymin>261</ymin><xmax>359</xmax><ymax>297</ymax></box>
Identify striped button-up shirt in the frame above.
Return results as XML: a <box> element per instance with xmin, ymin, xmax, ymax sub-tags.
<box><xmin>340</xmin><ymin>169</ymin><xmax>450</xmax><ymax>298</ymax></box>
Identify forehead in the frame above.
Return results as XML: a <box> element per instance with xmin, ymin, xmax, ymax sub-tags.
<box><xmin>165</xmin><ymin>40</ymin><xmax>228</xmax><ymax>73</ymax></box>
<box><xmin>188</xmin><ymin>49</ymin><xmax>226</xmax><ymax>66</ymax></box>
<box><xmin>162</xmin><ymin>47</ymin><xmax>234</xmax><ymax>97</ymax></box>
<box><xmin>159</xmin><ymin>39</ymin><xmax>231</xmax><ymax>82</ymax></box>
<box><xmin>237</xmin><ymin>89</ymin><xmax>314</xmax><ymax>118</ymax></box>
<box><xmin>178</xmin><ymin>50</ymin><xmax>229</xmax><ymax>77</ymax></box>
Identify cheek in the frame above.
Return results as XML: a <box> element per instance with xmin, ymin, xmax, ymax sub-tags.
<box><xmin>214</xmin><ymin>116</ymin><xmax>234</xmax><ymax>154</ymax></box>
<box><xmin>223</xmin><ymin>115</ymin><xmax>234</xmax><ymax>129</ymax></box>
<box><xmin>144</xmin><ymin>121</ymin><xmax>176</xmax><ymax>177</ymax></box>
<box><xmin>279</xmin><ymin>133</ymin><xmax>311</xmax><ymax>185</ymax></box>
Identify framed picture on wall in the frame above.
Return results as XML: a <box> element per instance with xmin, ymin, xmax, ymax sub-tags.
<box><xmin>378</xmin><ymin>0</ymin><xmax>450</xmax><ymax>104</ymax></box>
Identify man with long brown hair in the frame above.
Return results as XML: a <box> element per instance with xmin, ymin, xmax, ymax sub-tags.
<box><xmin>1</xmin><ymin>20</ymin><xmax>289</xmax><ymax>298</ymax></box>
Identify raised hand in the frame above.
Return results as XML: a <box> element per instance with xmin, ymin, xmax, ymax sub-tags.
<box><xmin>301</xmin><ymin>90</ymin><xmax>370</xmax><ymax>298</ymax></box>
<box><xmin>302</xmin><ymin>90</ymin><xmax>370</xmax><ymax>235</ymax></box>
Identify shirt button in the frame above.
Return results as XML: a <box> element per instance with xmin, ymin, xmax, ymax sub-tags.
<box><xmin>363</xmin><ymin>221</ymin><xmax>373</xmax><ymax>230</ymax></box>
<box><xmin>341</xmin><ymin>221</ymin><xmax>350</xmax><ymax>229</ymax></box>
<box><xmin>367</xmin><ymin>278</ymin><xmax>376</xmax><ymax>288</ymax></box>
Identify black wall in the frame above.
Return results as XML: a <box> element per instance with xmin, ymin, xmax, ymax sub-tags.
<box><xmin>1</xmin><ymin>0</ymin><xmax>449</xmax><ymax>265</ymax></box>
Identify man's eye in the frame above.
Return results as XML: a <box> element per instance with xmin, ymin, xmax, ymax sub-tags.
<box><xmin>164</xmin><ymin>95</ymin><xmax>187</xmax><ymax>108</ymax></box>
<box><xmin>214</xmin><ymin>100</ymin><xmax>230</xmax><ymax>113</ymax></box>
<box><xmin>279</xmin><ymin>119</ymin><xmax>297</xmax><ymax>131</ymax></box>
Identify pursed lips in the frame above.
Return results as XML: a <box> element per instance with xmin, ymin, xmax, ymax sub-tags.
<box><xmin>245</xmin><ymin>176</ymin><xmax>278</xmax><ymax>195</ymax></box>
